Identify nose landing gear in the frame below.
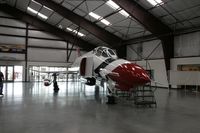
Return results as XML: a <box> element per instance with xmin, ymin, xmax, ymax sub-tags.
<box><xmin>52</xmin><ymin>73</ymin><xmax>59</xmax><ymax>93</ymax></box>
<box><xmin>106</xmin><ymin>95</ymin><xmax>116</xmax><ymax>104</ymax></box>
<box><xmin>106</xmin><ymin>78</ymin><xmax>116</xmax><ymax>104</ymax></box>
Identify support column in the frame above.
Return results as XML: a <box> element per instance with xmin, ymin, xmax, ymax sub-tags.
<box><xmin>25</xmin><ymin>23</ymin><xmax>28</xmax><ymax>82</ymax></box>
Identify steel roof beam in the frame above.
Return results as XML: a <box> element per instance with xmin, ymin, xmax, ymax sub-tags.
<box><xmin>0</xmin><ymin>4</ymin><xmax>96</xmax><ymax>51</ymax></box>
<box><xmin>34</xmin><ymin>0</ymin><xmax>123</xmax><ymax>48</ymax></box>
<box><xmin>113</xmin><ymin>0</ymin><xmax>174</xmax><ymax>71</ymax></box>
<box><xmin>112</xmin><ymin>0</ymin><xmax>172</xmax><ymax>36</ymax></box>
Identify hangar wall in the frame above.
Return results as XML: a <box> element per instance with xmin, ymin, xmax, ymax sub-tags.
<box><xmin>127</xmin><ymin>31</ymin><xmax>200</xmax><ymax>87</ymax></box>
<box><xmin>0</xmin><ymin>11</ymin><xmax>84</xmax><ymax>81</ymax></box>
<box><xmin>174</xmin><ymin>31</ymin><xmax>200</xmax><ymax>57</ymax></box>
<box><xmin>1</xmin><ymin>10</ymin><xmax>200</xmax><ymax>85</ymax></box>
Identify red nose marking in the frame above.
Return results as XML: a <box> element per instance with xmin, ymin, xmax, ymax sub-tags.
<box><xmin>108</xmin><ymin>63</ymin><xmax>150</xmax><ymax>91</ymax></box>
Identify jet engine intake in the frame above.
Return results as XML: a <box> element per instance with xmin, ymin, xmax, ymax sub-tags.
<box><xmin>85</xmin><ymin>77</ymin><xmax>96</xmax><ymax>86</ymax></box>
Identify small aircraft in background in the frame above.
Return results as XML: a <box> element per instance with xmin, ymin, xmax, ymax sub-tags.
<box><xmin>32</xmin><ymin>46</ymin><xmax>150</xmax><ymax>103</ymax></box>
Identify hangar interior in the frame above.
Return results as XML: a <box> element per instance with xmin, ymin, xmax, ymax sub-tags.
<box><xmin>0</xmin><ymin>0</ymin><xmax>200</xmax><ymax>133</ymax></box>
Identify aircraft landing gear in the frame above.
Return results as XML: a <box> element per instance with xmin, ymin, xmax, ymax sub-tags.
<box><xmin>106</xmin><ymin>77</ymin><xmax>116</xmax><ymax>104</ymax></box>
<box><xmin>52</xmin><ymin>73</ymin><xmax>59</xmax><ymax>93</ymax></box>
<box><xmin>106</xmin><ymin>86</ymin><xmax>116</xmax><ymax>104</ymax></box>
<box><xmin>53</xmin><ymin>81</ymin><xmax>59</xmax><ymax>93</ymax></box>
<box><xmin>106</xmin><ymin>95</ymin><xmax>116</xmax><ymax>104</ymax></box>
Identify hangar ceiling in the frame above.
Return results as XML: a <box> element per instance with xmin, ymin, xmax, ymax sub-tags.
<box><xmin>4</xmin><ymin>0</ymin><xmax>149</xmax><ymax>46</ymax></box>
<box><xmin>137</xmin><ymin>0</ymin><xmax>200</xmax><ymax>30</ymax></box>
<box><xmin>1</xmin><ymin>0</ymin><xmax>200</xmax><ymax>48</ymax></box>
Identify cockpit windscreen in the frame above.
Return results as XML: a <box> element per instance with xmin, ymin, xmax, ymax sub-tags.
<box><xmin>93</xmin><ymin>47</ymin><xmax>118</xmax><ymax>59</ymax></box>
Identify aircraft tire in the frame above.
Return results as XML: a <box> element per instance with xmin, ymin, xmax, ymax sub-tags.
<box><xmin>86</xmin><ymin>77</ymin><xmax>96</xmax><ymax>86</ymax></box>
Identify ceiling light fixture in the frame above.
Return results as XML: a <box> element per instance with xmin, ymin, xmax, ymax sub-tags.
<box><xmin>66</xmin><ymin>27</ymin><xmax>72</xmax><ymax>31</ymax></box>
<box><xmin>119</xmin><ymin>10</ymin><xmax>129</xmax><ymax>18</ymax></box>
<box><xmin>66</xmin><ymin>28</ymin><xmax>85</xmax><ymax>37</ymax></box>
<box><xmin>106</xmin><ymin>0</ymin><xmax>120</xmax><ymax>9</ymax></box>
<box><xmin>106</xmin><ymin>0</ymin><xmax>129</xmax><ymax>18</ymax></box>
<box><xmin>27</xmin><ymin>7</ymin><xmax>48</xmax><ymax>20</ymax></box>
<box><xmin>27</xmin><ymin>7</ymin><xmax>38</xmax><ymax>14</ymax></box>
<box><xmin>89</xmin><ymin>12</ymin><xmax>101</xmax><ymax>20</ymax></box>
<box><xmin>146</xmin><ymin>0</ymin><xmax>164</xmax><ymax>6</ymax></box>
<box><xmin>89</xmin><ymin>12</ymin><xmax>112</xmax><ymax>26</ymax></box>
<box><xmin>38</xmin><ymin>13</ymin><xmax>48</xmax><ymax>19</ymax></box>
<box><xmin>101</xmin><ymin>19</ymin><xmax>111</xmax><ymax>26</ymax></box>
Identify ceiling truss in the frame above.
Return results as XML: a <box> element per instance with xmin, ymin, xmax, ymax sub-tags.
<box><xmin>0</xmin><ymin>4</ymin><xmax>96</xmax><ymax>51</ymax></box>
<box><xmin>113</xmin><ymin>0</ymin><xmax>174</xmax><ymax>71</ymax></box>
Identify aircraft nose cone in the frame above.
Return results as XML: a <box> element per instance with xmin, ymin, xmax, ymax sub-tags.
<box><xmin>138</xmin><ymin>70</ymin><xmax>151</xmax><ymax>83</ymax></box>
<box><xmin>124</xmin><ymin>63</ymin><xmax>150</xmax><ymax>84</ymax></box>
<box><xmin>111</xmin><ymin>63</ymin><xmax>150</xmax><ymax>88</ymax></box>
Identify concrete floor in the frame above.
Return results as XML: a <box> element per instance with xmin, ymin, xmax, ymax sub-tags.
<box><xmin>0</xmin><ymin>82</ymin><xmax>200</xmax><ymax>133</ymax></box>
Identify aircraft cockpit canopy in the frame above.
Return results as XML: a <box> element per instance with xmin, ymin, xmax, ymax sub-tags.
<box><xmin>93</xmin><ymin>46</ymin><xmax>118</xmax><ymax>59</ymax></box>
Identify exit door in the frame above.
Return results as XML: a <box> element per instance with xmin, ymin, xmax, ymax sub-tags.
<box><xmin>0</xmin><ymin>66</ymin><xmax>14</xmax><ymax>82</ymax></box>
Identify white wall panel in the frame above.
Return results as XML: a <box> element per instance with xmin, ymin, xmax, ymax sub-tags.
<box><xmin>28</xmin><ymin>48</ymin><xmax>67</xmax><ymax>62</ymax></box>
<box><xmin>0</xmin><ymin>27</ymin><xmax>25</xmax><ymax>36</ymax></box>
<box><xmin>142</xmin><ymin>40</ymin><xmax>164</xmax><ymax>59</ymax></box>
<box><xmin>174</xmin><ymin>32</ymin><xmax>200</xmax><ymax>57</ymax></box>
<box><xmin>28</xmin><ymin>38</ymin><xmax>67</xmax><ymax>48</ymax></box>
<box><xmin>135</xmin><ymin>59</ymin><xmax>168</xmax><ymax>87</ymax></box>
<box><xmin>171</xmin><ymin>57</ymin><xmax>200</xmax><ymax>70</ymax></box>
<box><xmin>0</xmin><ymin>18</ymin><xmax>25</xmax><ymax>27</ymax></box>
<box><xmin>28</xmin><ymin>30</ymin><xmax>61</xmax><ymax>39</ymax></box>
<box><xmin>67</xmin><ymin>51</ymin><xmax>79</xmax><ymax>63</ymax></box>
<box><xmin>171</xmin><ymin>57</ymin><xmax>200</xmax><ymax>88</ymax></box>
<box><xmin>0</xmin><ymin>35</ymin><xmax>25</xmax><ymax>44</ymax></box>
<box><xmin>169</xmin><ymin>71</ymin><xmax>200</xmax><ymax>85</ymax></box>
<box><xmin>127</xmin><ymin>44</ymin><xmax>141</xmax><ymax>60</ymax></box>
<box><xmin>127</xmin><ymin>39</ymin><xmax>163</xmax><ymax>60</ymax></box>
<box><xmin>27</xmin><ymin>61</ymin><xmax>70</xmax><ymax>67</ymax></box>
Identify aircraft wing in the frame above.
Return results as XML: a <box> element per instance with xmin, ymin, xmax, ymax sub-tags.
<box><xmin>30</xmin><ymin>69</ymin><xmax>78</xmax><ymax>75</ymax></box>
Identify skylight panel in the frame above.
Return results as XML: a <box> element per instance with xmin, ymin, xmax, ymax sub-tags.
<box><xmin>38</xmin><ymin>13</ymin><xmax>48</xmax><ymax>20</ymax></box>
<box><xmin>89</xmin><ymin>12</ymin><xmax>112</xmax><ymax>26</ymax></box>
<box><xmin>27</xmin><ymin>7</ymin><xmax>38</xmax><ymax>14</ymax></box>
<box><xmin>66</xmin><ymin>28</ymin><xmax>85</xmax><ymax>37</ymax></box>
<box><xmin>119</xmin><ymin>10</ymin><xmax>129</xmax><ymax>18</ymax></box>
<box><xmin>66</xmin><ymin>27</ymin><xmax>72</xmax><ymax>31</ymax></box>
<box><xmin>106</xmin><ymin>0</ymin><xmax>129</xmax><ymax>18</ymax></box>
<box><xmin>89</xmin><ymin>12</ymin><xmax>101</xmax><ymax>20</ymax></box>
<box><xmin>101</xmin><ymin>19</ymin><xmax>111</xmax><ymax>26</ymax></box>
<box><xmin>146</xmin><ymin>0</ymin><xmax>164</xmax><ymax>6</ymax></box>
<box><xmin>27</xmin><ymin>7</ymin><xmax>48</xmax><ymax>20</ymax></box>
<box><xmin>77</xmin><ymin>32</ymin><xmax>85</xmax><ymax>37</ymax></box>
<box><xmin>106</xmin><ymin>0</ymin><xmax>120</xmax><ymax>10</ymax></box>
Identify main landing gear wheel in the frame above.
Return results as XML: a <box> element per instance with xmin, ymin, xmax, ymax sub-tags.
<box><xmin>53</xmin><ymin>81</ymin><xmax>59</xmax><ymax>93</ymax></box>
<box><xmin>106</xmin><ymin>95</ymin><xmax>116</xmax><ymax>104</ymax></box>
<box><xmin>106</xmin><ymin>81</ymin><xmax>116</xmax><ymax>104</ymax></box>
<box><xmin>85</xmin><ymin>77</ymin><xmax>96</xmax><ymax>86</ymax></box>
